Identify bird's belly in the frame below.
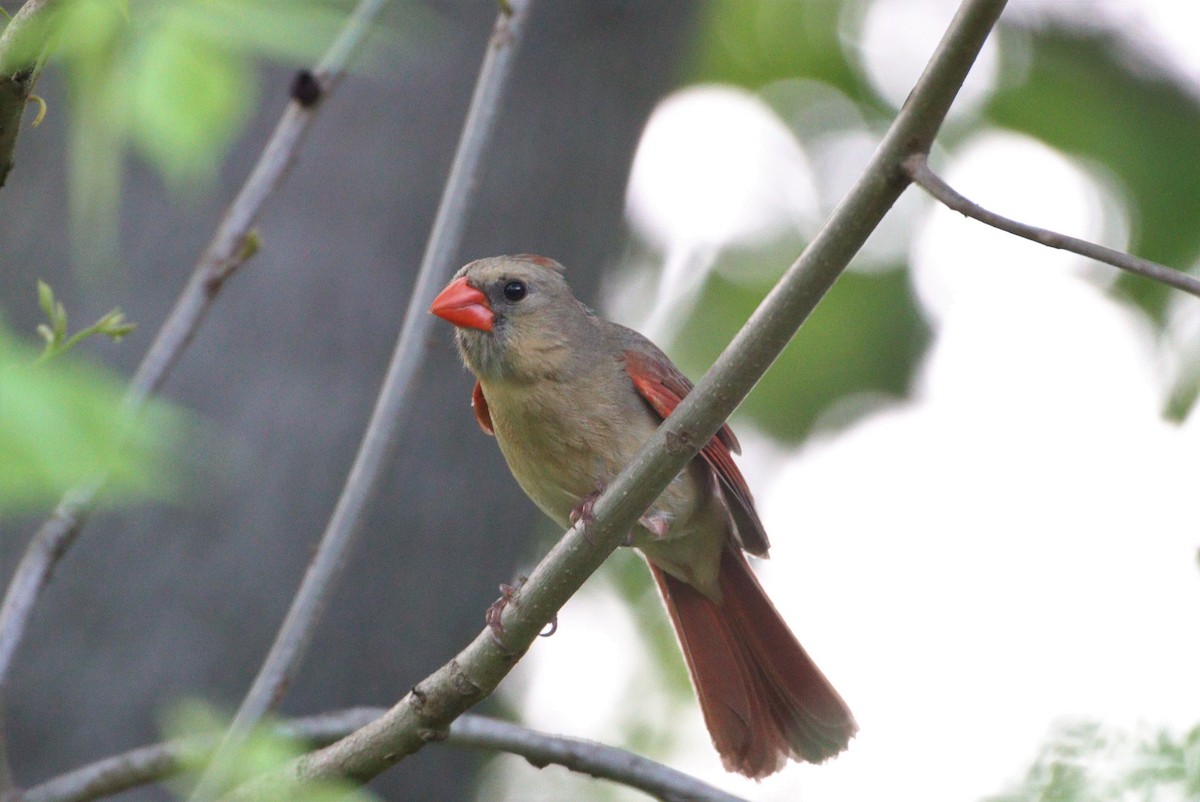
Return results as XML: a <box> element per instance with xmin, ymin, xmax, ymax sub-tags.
<box><xmin>482</xmin><ymin>380</ymin><xmax>712</xmax><ymax>544</ymax></box>
<box><xmin>487</xmin><ymin>394</ymin><xmax>614</xmax><ymax>527</ymax></box>
<box><xmin>499</xmin><ymin>436</ymin><xmax>596</xmax><ymax>527</ymax></box>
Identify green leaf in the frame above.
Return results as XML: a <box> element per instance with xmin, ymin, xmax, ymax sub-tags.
<box><xmin>126</xmin><ymin>23</ymin><xmax>255</xmax><ymax>186</ymax></box>
<box><xmin>985</xmin><ymin>720</ymin><xmax>1200</xmax><ymax>802</ymax></box>
<box><xmin>669</xmin><ymin>241</ymin><xmax>930</xmax><ymax>443</ymax></box>
<box><xmin>36</xmin><ymin>280</ymin><xmax>55</xmax><ymax>321</ymax></box>
<box><xmin>24</xmin><ymin>0</ymin><xmax>362</xmax><ymax>267</ymax></box>
<box><xmin>687</xmin><ymin>0</ymin><xmax>863</xmax><ymax>98</ymax></box>
<box><xmin>119</xmin><ymin>0</ymin><xmax>351</xmax><ymax>186</ymax></box>
<box><xmin>161</xmin><ymin>0</ymin><xmax>352</xmax><ymax>66</ymax></box>
<box><xmin>51</xmin><ymin>0</ymin><xmax>128</xmax><ymax>61</ymax></box>
<box><xmin>0</xmin><ymin>324</ymin><xmax>184</xmax><ymax>514</ymax></box>
<box><xmin>33</xmin><ymin>282</ymin><xmax>138</xmax><ymax>362</ymax></box>
<box><xmin>163</xmin><ymin>700</ymin><xmax>381</xmax><ymax>802</ymax></box>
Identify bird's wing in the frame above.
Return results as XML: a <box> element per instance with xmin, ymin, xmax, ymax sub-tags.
<box><xmin>472</xmin><ymin>380</ymin><xmax>494</xmax><ymax>435</ymax></box>
<box><xmin>622</xmin><ymin>347</ymin><xmax>770</xmax><ymax>556</ymax></box>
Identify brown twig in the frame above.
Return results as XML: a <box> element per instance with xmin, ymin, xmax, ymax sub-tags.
<box><xmin>23</xmin><ymin>711</ymin><xmax>385</xmax><ymax>802</ymax></box>
<box><xmin>22</xmin><ymin>709</ymin><xmax>745</xmax><ymax>802</ymax></box>
<box><xmin>903</xmin><ymin>152</ymin><xmax>1200</xmax><ymax>299</ymax></box>
<box><xmin>449</xmin><ymin>715</ymin><xmax>747</xmax><ymax>802</ymax></box>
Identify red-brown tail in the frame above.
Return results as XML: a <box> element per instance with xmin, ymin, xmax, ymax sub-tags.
<box><xmin>649</xmin><ymin>547</ymin><xmax>856</xmax><ymax>779</ymax></box>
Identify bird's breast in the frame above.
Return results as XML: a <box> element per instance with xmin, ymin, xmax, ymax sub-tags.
<box><xmin>480</xmin><ymin>378</ymin><xmax>643</xmax><ymax>527</ymax></box>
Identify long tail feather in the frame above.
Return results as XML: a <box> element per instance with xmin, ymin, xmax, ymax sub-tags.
<box><xmin>650</xmin><ymin>547</ymin><xmax>856</xmax><ymax>778</ymax></box>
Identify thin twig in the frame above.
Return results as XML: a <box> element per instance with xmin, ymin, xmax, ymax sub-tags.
<box><xmin>903</xmin><ymin>153</ymin><xmax>1200</xmax><ymax>299</ymax></box>
<box><xmin>23</xmin><ymin>710</ymin><xmax>743</xmax><ymax>802</ymax></box>
<box><xmin>23</xmin><ymin>709</ymin><xmax>382</xmax><ymax>802</ymax></box>
<box><xmin>449</xmin><ymin>716</ymin><xmax>747</xmax><ymax>802</ymax></box>
<box><xmin>222</xmin><ymin>0</ymin><xmax>1010</xmax><ymax>795</ymax></box>
<box><xmin>0</xmin><ymin>0</ymin><xmax>389</xmax><ymax>704</ymax></box>
<box><xmin>0</xmin><ymin>0</ymin><xmax>58</xmax><ymax>189</ymax></box>
<box><xmin>187</xmin><ymin>2</ymin><xmax>534</xmax><ymax>800</ymax></box>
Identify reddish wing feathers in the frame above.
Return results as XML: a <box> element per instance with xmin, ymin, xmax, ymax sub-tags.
<box><xmin>623</xmin><ymin>349</ymin><xmax>769</xmax><ymax>555</ymax></box>
<box><xmin>650</xmin><ymin>549</ymin><xmax>857</xmax><ymax>778</ymax></box>
<box><xmin>623</xmin><ymin>348</ymin><xmax>740</xmax><ymax>453</ymax></box>
<box><xmin>472</xmin><ymin>380</ymin><xmax>494</xmax><ymax>435</ymax></box>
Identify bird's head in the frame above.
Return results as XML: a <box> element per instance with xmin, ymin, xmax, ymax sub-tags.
<box><xmin>430</xmin><ymin>254</ymin><xmax>589</xmax><ymax>382</ymax></box>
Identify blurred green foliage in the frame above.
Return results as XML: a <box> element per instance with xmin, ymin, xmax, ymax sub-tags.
<box><xmin>0</xmin><ymin>313</ymin><xmax>183</xmax><ymax>514</ymax></box>
<box><xmin>688</xmin><ymin>0</ymin><xmax>866</xmax><ymax>104</ymax></box>
<box><xmin>0</xmin><ymin>0</ymin><xmax>353</xmax><ymax>266</ymax></box>
<box><xmin>985</xmin><ymin>721</ymin><xmax>1200</xmax><ymax>802</ymax></box>
<box><xmin>164</xmin><ymin>700</ymin><xmax>380</xmax><ymax>801</ymax></box>
<box><xmin>672</xmin><ymin>255</ymin><xmax>928</xmax><ymax>442</ymax></box>
<box><xmin>668</xmin><ymin>0</ymin><xmax>931</xmax><ymax>443</ymax></box>
<box><xmin>668</xmin><ymin>0</ymin><xmax>1200</xmax><ymax>440</ymax></box>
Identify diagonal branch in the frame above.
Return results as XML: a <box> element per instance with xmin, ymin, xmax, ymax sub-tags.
<box><xmin>221</xmin><ymin>0</ymin><xmax>1009</xmax><ymax>795</ymax></box>
<box><xmin>22</xmin><ymin>710</ymin><xmax>745</xmax><ymax>802</ymax></box>
<box><xmin>903</xmin><ymin>153</ymin><xmax>1200</xmax><ymax>299</ymax></box>
<box><xmin>186</xmin><ymin>2</ymin><xmax>534</xmax><ymax>799</ymax></box>
<box><xmin>0</xmin><ymin>0</ymin><xmax>390</xmax><ymax>697</ymax></box>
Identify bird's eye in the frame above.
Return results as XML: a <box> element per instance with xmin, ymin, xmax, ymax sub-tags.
<box><xmin>503</xmin><ymin>280</ymin><xmax>527</xmax><ymax>302</ymax></box>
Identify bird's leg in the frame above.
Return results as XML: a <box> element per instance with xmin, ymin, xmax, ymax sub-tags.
<box><xmin>638</xmin><ymin>511</ymin><xmax>671</xmax><ymax>541</ymax></box>
<box><xmin>569</xmin><ymin>486</ymin><xmax>603</xmax><ymax>527</ymax></box>
<box><xmin>485</xmin><ymin>582</ymin><xmax>519</xmax><ymax>649</ymax></box>
<box><xmin>485</xmin><ymin>575</ymin><xmax>557</xmax><ymax>652</ymax></box>
<box><xmin>571</xmin><ymin>483</ymin><xmax>645</xmax><ymax>547</ymax></box>
<box><xmin>570</xmin><ymin>484</ymin><xmax>608</xmax><ymax>545</ymax></box>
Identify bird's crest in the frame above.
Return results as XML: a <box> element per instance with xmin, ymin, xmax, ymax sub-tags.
<box><xmin>512</xmin><ymin>253</ymin><xmax>565</xmax><ymax>273</ymax></box>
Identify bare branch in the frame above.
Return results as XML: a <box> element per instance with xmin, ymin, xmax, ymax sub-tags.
<box><xmin>0</xmin><ymin>0</ymin><xmax>389</xmax><ymax>696</ymax></box>
<box><xmin>187</xmin><ymin>2</ymin><xmax>535</xmax><ymax>799</ymax></box>
<box><xmin>0</xmin><ymin>0</ymin><xmax>58</xmax><ymax>189</ymax></box>
<box><xmin>23</xmin><ymin>709</ymin><xmax>382</xmax><ymax>802</ymax></box>
<box><xmin>221</xmin><ymin>0</ymin><xmax>1009</xmax><ymax>795</ymax></box>
<box><xmin>903</xmin><ymin>152</ymin><xmax>1200</xmax><ymax>299</ymax></box>
<box><xmin>25</xmin><ymin>711</ymin><xmax>745</xmax><ymax>802</ymax></box>
<box><xmin>449</xmin><ymin>716</ymin><xmax>747</xmax><ymax>802</ymax></box>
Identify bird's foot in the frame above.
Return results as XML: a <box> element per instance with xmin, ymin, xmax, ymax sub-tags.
<box><xmin>485</xmin><ymin>576</ymin><xmax>557</xmax><ymax>652</ymax></box>
<box><xmin>569</xmin><ymin>487</ymin><xmax>603</xmax><ymax>527</ymax></box>
<box><xmin>570</xmin><ymin>486</ymin><xmax>606</xmax><ymax>544</ymax></box>
<box><xmin>485</xmin><ymin>582</ymin><xmax>518</xmax><ymax>650</ymax></box>
<box><xmin>638</xmin><ymin>511</ymin><xmax>671</xmax><ymax>541</ymax></box>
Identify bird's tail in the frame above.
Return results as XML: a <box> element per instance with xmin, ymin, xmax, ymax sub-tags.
<box><xmin>649</xmin><ymin>546</ymin><xmax>856</xmax><ymax>779</ymax></box>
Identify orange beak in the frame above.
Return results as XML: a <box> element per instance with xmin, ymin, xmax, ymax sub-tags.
<box><xmin>429</xmin><ymin>277</ymin><xmax>494</xmax><ymax>331</ymax></box>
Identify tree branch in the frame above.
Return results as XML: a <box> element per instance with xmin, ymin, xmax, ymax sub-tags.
<box><xmin>0</xmin><ymin>0</ymin><xmax>57</xmax><ymax>189</ymax></box>
<box><xmin>0</xmin><ymin>0</ymin><xmax>389</xmax><ymax>704</ymax></box>
<box><xmin>903</xmin><ymin>152</ymin><xmax>1200</xmax><ymax>299</ymax></box>
<box><xmin>220</xmin><ymin>0</ymin><xmax>1009</xmax><ymax>795</ymax></box>
<box><xmin>186</xmin><ymin>2</ymin><xmax>534</xmax><ymax>799</ymax></box>
<box><xmin>22</xmin><ymin>709</ymin><xmax>380</xmax><ymax>802</ymax></box>
<box><xmin>24</xmin><ymin>711</ymin><xmax>745</xmax><ymax>802</ymax></box>
<box><xmin>449</xmin><ymin>715</ymin><xmax>747</xmax><ymax>802</ymax></box>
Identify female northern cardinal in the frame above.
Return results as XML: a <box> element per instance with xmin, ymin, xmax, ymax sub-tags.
<box><xmin>429</xmin><ymin>254</ymin><xmax>856</xmax><ymax>778</ymax></box>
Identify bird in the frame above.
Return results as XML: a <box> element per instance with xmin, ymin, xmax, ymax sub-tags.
<box><xmin>429</xmin><ymin>254</ymin><xmax>856</xmax><ymax>778</ymax></box>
